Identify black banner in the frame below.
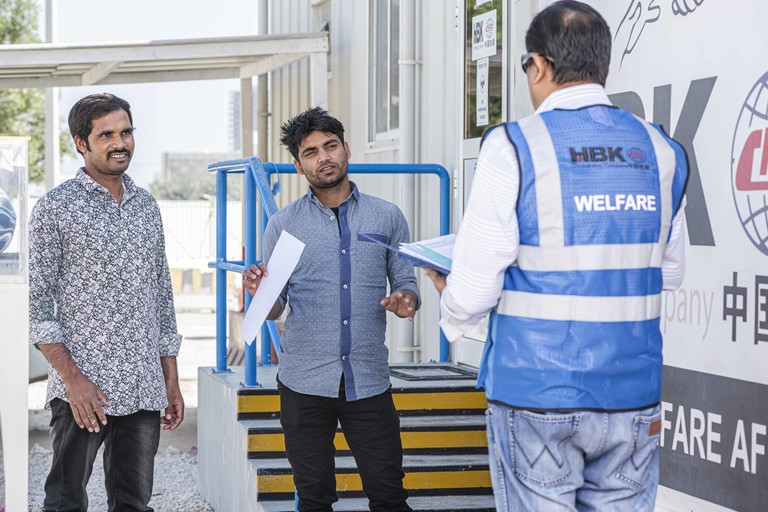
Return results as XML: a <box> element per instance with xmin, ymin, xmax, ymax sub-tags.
<box><xmin>660</xmin><ymin>366</ymin><xmax>768</xmax><ymax>512</ymax></box>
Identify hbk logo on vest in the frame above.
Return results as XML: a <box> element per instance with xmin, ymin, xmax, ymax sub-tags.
<box><xmin>569</xmin><ymin>146</ymin><xmax>627</xmax><ymax>163</ymax></box>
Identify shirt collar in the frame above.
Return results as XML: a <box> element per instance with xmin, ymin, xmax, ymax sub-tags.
<box><xmin>76</xmin><ymin>167</ymin><xmax>137</xmax><ymax>202</ymax></box>
<box><xmin>535</xmin><ymin>83</ymin><xmax>612</xmax><ymax>114</ymax></box>
<box><xmin>306</xmin><ymin>180</ymin><xmax>360</xmax><ymax>207</ymax></box>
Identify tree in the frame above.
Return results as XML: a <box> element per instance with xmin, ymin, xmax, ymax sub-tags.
<box><xmin>0</xmin><ymin>0</ymin><xmax>72</xmax><ymax>183</ymax></box>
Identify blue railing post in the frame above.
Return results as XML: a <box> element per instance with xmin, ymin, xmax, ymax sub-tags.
<box><xmin>243</xmin><ymin>160</ymin><xmax>259</xmax><ymax>387</ymax></box>
<box><xmin>215</xmin><ymin>169</ymin><xmax>228</xmax><ymax>373</ymax></box>
<box><xmin>259</xmin><ymin>189</ymin><xmax>271</xmax><ymax>366</ymax></box>
<box><xmin>435</xmin><ymin>166</ymin><xmax>451</xmax><ymax>363</ymax></box>
<box><xmin>210</xmin><ymin>160</ymin><xmax>453</xmax><ymax>387</ymax></box>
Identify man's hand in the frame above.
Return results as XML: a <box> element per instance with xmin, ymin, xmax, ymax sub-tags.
<box><xmin>39</xmin><ymin>342</ymin><xmax>109</xmax><ymax>432</ymax></box>
<box><xmin>63</xmin><ymin>373</ymin><xmax>110</xmax><ymax>433</ymax></box>
<box><xmin>161</xmin><ymin>380</ymin><xmax>185</xmax><ymax>431</ymax></box>
<box><xmin>381</xmin><ymin>290</ymin><xmax>417</xmax><ymax>320</ymax></box>
<box><xmin>161</xmin><ymin>356</ymin><xmax>184</xmax><ymax>431</ymax></box>
<box><xmin>424</xmin><ymin>268</ymin><xmax>447</xmax><ymax>295</ymax></box>
<box><xmin>243</xmin><ymin>262</ymin><xmax>269</xmax><ymax>297</ymax></box>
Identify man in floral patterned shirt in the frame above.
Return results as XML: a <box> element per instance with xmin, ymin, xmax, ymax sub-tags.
<box><xmin>29</xmin><ymin>93</ymin><xmax>183</xmax><ymax>512</ymax></box>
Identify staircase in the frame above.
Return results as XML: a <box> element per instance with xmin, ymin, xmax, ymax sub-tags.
<box><xmin>198</xmin><ymin>364</ymin><xmax>494</xmax><ymax>512</ymax></box>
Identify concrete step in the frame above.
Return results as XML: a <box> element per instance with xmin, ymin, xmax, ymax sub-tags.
<box><xmin>252</xmin><ymin>453</ymin><xmax>492</xmax><ymax>501</ymax></box>
<box><xmin>238</xmin><ymin>387</ymin><xmax>488</xmax><ymax>420</ymax></box>
<box><xmin>258</xmin><ymin>495</ymin><xmax>497</xmax><ymax>512</ymax></box>
<box><xmin>245</xmin><ymin>415</ymin><xmax>488</xmax><ymax>459</ymax></box>
<box><xmin>237</xmin><ymin>364</ymin><xmax>487</xmax><ymax>420</ymax></box>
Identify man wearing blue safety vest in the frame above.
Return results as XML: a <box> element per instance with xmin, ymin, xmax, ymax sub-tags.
<box><xmin>426</xmin><ymin>2</ymin><xmax>688</xmax><ymax>510</ymax></box>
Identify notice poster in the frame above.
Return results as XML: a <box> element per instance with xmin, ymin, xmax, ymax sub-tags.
<box><xmin>476</xmin><ymin>58</ymin><xmax>489</xmax><ymax>126</ymax></box>
<box><xmin>471</xmin><ymin>9</ymin><xmax>496</xmax><ymax>61</ymax></box>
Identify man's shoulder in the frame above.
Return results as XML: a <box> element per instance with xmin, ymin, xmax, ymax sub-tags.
<box><xmin>274</xmin><ymin>195</ymin><xmax>306</xmax><ymax>216</ymax></box>
<box><xmin>357</xmin><ymin>192</ymin><xmax>401</xmax><ymax>214</ymax></box>
<box><xmin>34</xmin><ymin>178</ymin><xmax>82</xmax><ymax>209</ymax></box>
<box><xmin>267</xmin><ymin>196</ymin><xmax>308</xmax><ymax>227</ymax></box>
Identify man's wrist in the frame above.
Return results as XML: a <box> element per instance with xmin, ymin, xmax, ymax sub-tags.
<box><xmin>400</xmin><ymin>289</ymin><xmax>418</xmax><ymax>307</ymax></box>
<box><xmin>160</xmin><ymin>356</ymin><xmax>179</xmax><ymax>385</ymax></box>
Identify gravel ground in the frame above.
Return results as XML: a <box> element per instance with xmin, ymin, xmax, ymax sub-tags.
<box><xmin>0</xmin><ymin>312</ymin><xmax>219</xmax><ymax>511</ymax></box>
<box><xmin>24</xmin><ymin>444</ymin><xmax>213</xmax><ymax>512</ymax></box>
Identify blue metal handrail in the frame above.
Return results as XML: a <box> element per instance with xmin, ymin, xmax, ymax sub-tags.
<box><xmin>208</xmin><ymin>157</ymin><xmax>451</xmax><ymax>388</ymax></box>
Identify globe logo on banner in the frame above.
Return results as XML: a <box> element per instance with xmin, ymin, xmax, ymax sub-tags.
<box><xmin>0</xmin><ymin>187</ymin><xmax>16</xmax><ymax>253</ymax></box>
<box><xmin>731</xmin><ymin>71</ymin><xmax>768</xmax><ymax>256</ymax></box>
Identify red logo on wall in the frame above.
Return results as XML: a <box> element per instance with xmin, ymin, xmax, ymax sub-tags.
<box><xmin>731</xmin><ymin>71</ymin><xmax>768</xmax><ymax>256</ymax></box>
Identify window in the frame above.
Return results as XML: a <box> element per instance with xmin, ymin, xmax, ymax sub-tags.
<box><xmin>369</xmin><ymin>0</ymin><xmax>400</xmax><ymax>142</ymax></box>
<box><xmin>464</xmin><ymin>0</ymin><xmax>503</xmax><ymax>139</ymax></box>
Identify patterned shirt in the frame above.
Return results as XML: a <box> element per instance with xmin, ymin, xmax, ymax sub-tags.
<box><xmin>264</xmin><ymin>183</ymin><xmax>420</xmax><ymax>401</ymax></box>
<box><xmin>29</xmin><ymin>169</ymin><xmax>181</xmax><ymax>416</ymax></box>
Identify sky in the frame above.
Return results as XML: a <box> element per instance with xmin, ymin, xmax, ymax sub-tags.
<box><xmin>39</xmin><ymin>0</ymin><xmax>259</xmax><ymax>188</ymax></box>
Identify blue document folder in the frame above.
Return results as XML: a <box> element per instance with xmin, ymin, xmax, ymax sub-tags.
<box><xmin>358</xmin><ymin>232</ymin><xmax>454</xmax><ymax>275</ymax></box>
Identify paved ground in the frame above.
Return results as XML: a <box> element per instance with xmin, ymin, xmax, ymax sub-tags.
<box><xmin>3</xmin><ymin>311</ymin><xmax>219</xmax><ymax>511</ymax></box>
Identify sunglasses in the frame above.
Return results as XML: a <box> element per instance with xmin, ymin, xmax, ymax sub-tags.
<box><xmin>520</xmin><ymin>52</ymin><xmax>556</xmax><ymax>73</ymax></box>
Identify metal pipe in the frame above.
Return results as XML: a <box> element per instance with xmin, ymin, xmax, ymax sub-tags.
<box><xmin>244</xmin><ymin>160</ymin><xmax>258</xmax><ymax>386</ymax></box>
<box><xmin>395</xmin><ymin>0</ymin><xmax>417</xmax><ymax>363</ymax></box>
<box><xmin>44</xmin><ymin>0</ymin><xmax>59</xmax><ymax>191</ymax></box>
<box><xmin>215</xmin><ymin>170</ymin><xmax>228</xmax><ymax>373</ymax></box>
<box><xmin>208</xmin><ymin>261</ymin><xmax>246</xmax><ymax>273</ymax></box>
<box><xmin>259</xmin><ymin>187</ymin><xmax>271</xmax><ymax>366</ymax></box>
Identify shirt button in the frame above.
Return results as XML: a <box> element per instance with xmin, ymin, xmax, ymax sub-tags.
<box><xmin>342</xmin><ymin>320</ymin><xmax>348</xmax><ymax>325</ymax></box>
<box><xmin>341</xmin><ymin>249</ymin><xmax>346</xmax><ymax>254</ymax></box>
<box><xmin>342</xmin><ymin>355</ymin><xmax>347</xmax><ymax>361</ymax></box>
<box><xmin>343</xmin><ymin>284</ymin><xmax>348</xmax><ymax>289</ymax></box>
<box><xmin>330</xmin><ymin>216</ymin><xmax>335</xmax><ymax>221</ymax></box>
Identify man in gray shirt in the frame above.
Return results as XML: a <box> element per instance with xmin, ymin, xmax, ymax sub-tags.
<box><xmin>29</xmin><ymin>93</ymin><xmax>183</xmax><ymax>511</ymax></box>
<box><xmin>244</xmin><ymin>107</ymin><xmax>418</xmax><ymax>511</ymax></box>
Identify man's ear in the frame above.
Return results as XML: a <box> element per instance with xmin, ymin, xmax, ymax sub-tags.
<box><xmin>293</xmin><ymin>159</ymin><xmax>304</xmax><ymax>176</ymax></box>
<box><xmin>530</xmin><ymin>54</ymin><xmax>554</xmax><ymax>85</ymax></box>
<box><xmin>344</xmin><ymin>142</ymin><xmax>351</xmax><ymax>160</ymax></box>
<box><xmin>74</xmin><ymin>136</ymin><xmax>88</xmax><ymax>155</ymax></box>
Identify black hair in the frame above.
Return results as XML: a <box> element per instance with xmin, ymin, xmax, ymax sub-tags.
<box><xmin>68</xmin><ymin>93</ymin><xmax>133</xmax><ymax>155</ymax></box>
<box><xmin>526</xmin><ymin>0</ymin><xmax>611</xmax><ymax>86</ymax></box>
<box><xmin>280</xmin><ymin>106</ymin><xmax>345</xmax><ymax>161</ymax></box>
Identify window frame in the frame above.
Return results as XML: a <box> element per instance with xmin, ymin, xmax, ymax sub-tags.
<box><xmin>368</xmin><ymin>0</ymin><xmax>400</xmax><ymax>145</ymax></box>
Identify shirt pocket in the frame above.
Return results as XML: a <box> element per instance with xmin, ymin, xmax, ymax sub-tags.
<box><xmin>353</xmin><ymin>232</ymin><xmax>389</xmax><ymax>286</ymax></box>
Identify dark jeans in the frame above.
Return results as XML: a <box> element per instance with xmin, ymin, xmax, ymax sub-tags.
<box><xmin>43</xmin><ymin>398</ymin><xmax>161</xmax><ymax>512</ymax></box>
<box><xmin>278</xmin><ymin>377</ymin><xmax>412</xmax><ymax>512</ymax></box>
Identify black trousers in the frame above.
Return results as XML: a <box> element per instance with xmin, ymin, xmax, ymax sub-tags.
<box><xmin>278</xmin><ymin>378</ymin><xmax>412</xmax><ymax>512</ymax></box>
<box><xmin>43</xmin><ymin>398</ymin><xmax>161</xmax><ymax>512</ymax></box>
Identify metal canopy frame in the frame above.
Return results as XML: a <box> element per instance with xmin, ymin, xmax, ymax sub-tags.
<box><xmin>0</xmin><ymin>33</ymin><xmax>329</xmax><ymax>181</ymax></box>
<box><xmin>0</xmin><ymin>33</ymin><xmax>328</xmax><ymax>90</ymax></box>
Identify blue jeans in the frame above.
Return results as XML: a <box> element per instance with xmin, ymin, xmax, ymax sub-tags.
<box><xmin>485</xmin><ymin>402</ymin><xmax>661</xmax><ymax>512</ymax></box>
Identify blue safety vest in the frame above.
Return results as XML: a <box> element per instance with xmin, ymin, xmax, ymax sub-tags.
<box><xmin>477</xmin><ymin>105</ymin><xmax>688</xmax><ymax>411</ymax></box>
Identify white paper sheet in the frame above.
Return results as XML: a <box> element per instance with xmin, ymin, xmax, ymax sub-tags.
<box><xmin>240</xmin><ymin>230</ymin><xmax>305</xmax><ymax>345</ymax></box>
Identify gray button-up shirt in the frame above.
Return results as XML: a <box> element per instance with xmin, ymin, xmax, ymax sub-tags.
<box><xmin>264</xmin><ymin>183</ymin><xmax>420</xmax><ymax>401</ymax></box>
<box><xmin>29</xmin><ymin>169</ymin><xmax>181</xmax><ymax>416</ymax></box>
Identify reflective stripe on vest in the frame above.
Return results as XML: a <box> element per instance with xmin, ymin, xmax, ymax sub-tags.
<box><xmin>497</xmin><ymin>290</ymin><xmax>662</xmax><ymax>322</ymax></box>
